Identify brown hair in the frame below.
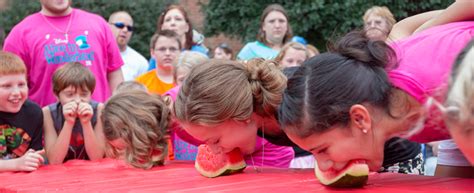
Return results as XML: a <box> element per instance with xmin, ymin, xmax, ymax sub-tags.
<box><xmin>174</xmin><ymin>58</ymin><xmax>286</xmax><ymax>126</ymax></box>
<box><xmin>149</xmin><ymin>30</ymin><xmax>182</xmax><ymax>51</ymax></box>
<box><xmin>274</xmin><ymin>42</ymin><xmax>309</xmax><ymax>66</ymax></box>
<box><xmin>52</xmin><ymin>62</ymin><xmax>95</xmax><ymax>96</ymax></box>
<box><xmin>257</xmin><ymin>4</ymin><xmax>293</xmax><ymax>47</ymax></box>
<box><xmin>102</xmin><ymin>90</ymin><xmax>170</xmax><ymax>169</ymax></box>
<box><xmin>0</xmin><ymin>51</ymin><xmax>27</xmax><ymax>75</ymax></box>
<box><xmin>363</xmin><ymin>6</ymin><xmax>396</xmax><ymax>30</ymax></box>
<box><xmin>156</xmin><ymin>4</ymin><xmax>193</xmax><ymax>50</ymax></box>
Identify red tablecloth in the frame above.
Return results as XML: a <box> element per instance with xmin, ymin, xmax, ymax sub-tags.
<box><xmin>0</xmin><ymin>159</ymin><xmax>472</xmax><ymax>192</ymax></box>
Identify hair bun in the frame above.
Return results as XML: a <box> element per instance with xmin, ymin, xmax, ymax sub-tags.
<box><xmin>329</xmin><ymin>30</ymin><xmax>394</xmax><ymax>69</ymax></box>
<box><xmin>245</xmin><ymin>58</ymin><xmax>287</xmax><ymax>116</ymax></box>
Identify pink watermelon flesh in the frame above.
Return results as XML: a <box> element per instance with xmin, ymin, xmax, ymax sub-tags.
<box><xmin>315</xmin><ymin>160</ymin><xmax>369</xmax><ymax>188</ymax></box>
<box><xmin>195</xmin><ymin>145</ymin><xmax>246</xmax><ymax>178</ymax></box>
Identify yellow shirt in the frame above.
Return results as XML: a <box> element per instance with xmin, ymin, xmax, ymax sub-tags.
<box><xmin>136</xmin><ymin>70</ymin><xmax>174</xmax><ymax>95</ymax></box>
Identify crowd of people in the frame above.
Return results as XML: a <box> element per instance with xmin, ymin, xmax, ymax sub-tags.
<box><xmin>0</xmin><ymin>0</ymin><xmax>472</xmax><ymax>180</ymax></box>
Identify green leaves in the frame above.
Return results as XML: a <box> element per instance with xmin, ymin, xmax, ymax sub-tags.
<box><xmin>202</xmin><ymin>0</ymin><xmax>453</xmax><ymax>51</ymax></box>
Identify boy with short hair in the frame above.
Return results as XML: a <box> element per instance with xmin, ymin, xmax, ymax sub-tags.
<box><xmin>43</xmin><ymin>62</ymin><xmax>105</xmax><ymax>164</ymax></box>
<box><xmin>0</xmin><ymin>51</ymin><xmax>44</xmax><ymax>172</ymax></box>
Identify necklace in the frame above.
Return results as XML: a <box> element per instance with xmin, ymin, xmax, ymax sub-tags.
<box><xmin>250</xmin><ymin>123</ymin><xmax>265</xmax><ymax>172</ymax></box>
<box><xmin>41</xmin><ymin>10</ymin><xmax>74</xmax><ymax>43</ymax></box>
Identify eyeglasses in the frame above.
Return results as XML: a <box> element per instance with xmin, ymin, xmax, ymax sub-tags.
<box><xmin>154</xmin><ymin>47</ymin><xmax>179</xmax><ymax>53</ymax></box>
<box><xmin>111</xmin><ymin>22</ymin><xmax>134</xmax><ymax>32</ymax></box>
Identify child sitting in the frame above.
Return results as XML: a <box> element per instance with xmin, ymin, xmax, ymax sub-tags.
<box><xmin>43</xmin><ymin>62</ymin><xmax>105</xmax><ymax>164</ymax></box>
<box><xmin>102</xmin><ymin>90</ymin><xmax>170</xmax><ymax>169</ymax></box>
<box><xmin>0</xmin><ymin>51</ymin><xmax>44</xmax><ymax>171</ymax></box>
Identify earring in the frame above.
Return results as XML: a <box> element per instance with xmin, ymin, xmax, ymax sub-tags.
<box><xmin>362</xmin><ymin>129</ymin><xmax>368</xmax><ymax>134</ymax></box>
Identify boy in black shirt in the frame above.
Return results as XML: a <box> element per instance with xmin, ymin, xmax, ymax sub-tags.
<box><xmin>0</xmin><ymin>51</ymin><xmax>44</xmax><ymax>171</ymax></box>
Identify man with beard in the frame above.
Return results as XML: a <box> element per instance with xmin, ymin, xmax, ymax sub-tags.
<box><xmin>108</xmin><ymin>11</ymin><xmax>148</xmax><ymax>81</ymax></box>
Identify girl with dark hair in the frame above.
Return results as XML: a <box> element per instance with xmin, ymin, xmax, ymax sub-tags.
<box><xmin>279</xmin><ymin>1</ymin><xmax>474</xmax><ymax>174</ymax></box>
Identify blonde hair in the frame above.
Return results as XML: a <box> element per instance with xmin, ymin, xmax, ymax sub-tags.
<box><xmin>52</xmin><ymin>62</ymin><xmax>95</xmax><ymax>96</ymax></box>
<box><xmin>0</xmin><ymin>51</ymin><xmax>27</xmax><ymax>75</ymax></box>
<box><xmin>173</xmin><ymin>51</ymin><xmax>209</xmax><ymax>83</ymax></box>
<box><xmin>306</xmin><ymin>44</ymin><xmax>320</xmax><ymax>57</ymax></box>
<box><xmin>274</xmin><ymin>42</ymin><xmax>309</xmax><ymax>67</ymax></box>
<box><xmin>446</xmin><ymin>40</ymin><xmax>474</xmax><ymax>123</ymax></box>
<box><xmin>115</xmin><ymin>81</ymin><xmax>147</xmax><ymax>95</ymax></box>
<box><xmin>174</xmin><ymin>58</ymin><xmax>287</xmax><ymax>125</ymax></box>
<box><xmin>102</xmin><ymin>90</ymin><xmax>170</xmax><ymax>169</ymax></box>
<box><xmin>363</xmin><ymin>6</ymin><xmax>396</xmax><ymax>30</ymax></box>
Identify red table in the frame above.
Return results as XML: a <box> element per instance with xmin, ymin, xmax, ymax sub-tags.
<box><xmin>0</xmin><ymin>159</ymin><xmax>472</xmax><ymax>192</ymax></box>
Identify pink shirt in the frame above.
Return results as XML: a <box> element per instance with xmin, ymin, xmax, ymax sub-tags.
<box><xmin>388</xmin><ymin>21</ymin><xmax>474</xmax><ymax>143</ymax></box>
<box><xmin>3</xmin><ymin>9</ymin><xmax>123</xmax><ymax>107</ymax></box>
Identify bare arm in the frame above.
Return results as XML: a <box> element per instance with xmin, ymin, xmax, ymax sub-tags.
<box><xmin>388</xmin><ymin>10</ymin><xmax>443</xmax><ymax>42</ymax></box>
<box><xmin>414</xmin><ymin>0</ymin><xmax>474</xmax><ymax>33</ymax></box>
<box><xmin>107</xmin><ymin>68</ymin><xmax>124</xmax><ymax>93</ymax></box>
<box><xmin>80</xmin><ymin>103</ymin><xmax>105</xmax><ymax>161</ymax></box>
<box><xmin>0</xmin><ymin>149</ymin><xmax>44</xmax><ymax>172</ymax></box>
<box><xmin>43</xmin><ymin>107</ymin><xmax>74</xmax><ymax>164</ymax></box>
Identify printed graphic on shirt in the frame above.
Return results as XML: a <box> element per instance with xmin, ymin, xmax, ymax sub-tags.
<box><xmin>43</xmin><ymin>31</ymin><xmax>94</xmax><ymax>65</ymax></box>
<box><xmin>0</xmin><ymin>124</ymin><xmax>31</xmax><ymax>159</ymax></box>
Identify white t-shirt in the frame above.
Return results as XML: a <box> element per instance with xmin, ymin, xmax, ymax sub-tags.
<box><xmin>121</xmin><ymin>46</ymin><xmax>149</xmax><ymax>81</ymax></box>
<box><xmin>437</xmin><ymin>139</ymin><xmax>471</xmax><ymax>167</ymax></box>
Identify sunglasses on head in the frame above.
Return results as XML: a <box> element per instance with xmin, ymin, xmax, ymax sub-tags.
<box><xmin>111</xmin><ymin>22</ymin><xmax>134</xmax><ymax>32</ymax></box>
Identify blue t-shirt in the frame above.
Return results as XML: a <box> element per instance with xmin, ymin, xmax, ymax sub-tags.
<box><xmin>237</xmin><ymin>41</ymin><xmax>279</xmax><ymax>61</ymax></box>
<box><xmin>148</xmin><ymin>44</ymin><xmax>208</xmax><ymax>71</ymax></box>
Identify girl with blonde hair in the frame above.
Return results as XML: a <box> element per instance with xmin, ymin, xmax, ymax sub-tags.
<box><xmin>274</xmin><ymin>42</ymin><xmax>309</xmax><ymax>68</ymax></box>
<box><xmin>102</xmin><ymin>90</ymin><xmax>170</xmax><ymax>169</ymax></box>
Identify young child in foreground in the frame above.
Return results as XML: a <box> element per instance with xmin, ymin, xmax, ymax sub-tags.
<box><xmin>43</xmin><ymin>62</ymin><xmax>105</xmax><ymax>164</ymax></box>
<box><xmin>102</xmin><ymin>90</ymin><xmax>170</xmax><ymax>169</ymax></box>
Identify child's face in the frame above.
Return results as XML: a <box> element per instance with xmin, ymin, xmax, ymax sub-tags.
<box><xmin>175</xmin><ymin>67</ymin><xmax>189</xmax><ymax>86</ymax></box>
<box><xmin>285</xmin><ymin>124</ymin><xmax>385</xmax><ymax>173</ymax></box>
<box><xmin>181</xmin><ymin>119</ymin><xmax>258</xmax><ymax>155</ymax></box>
<box><xmin>108</xmin><ymin>138</ymin><xmax>127</xmax><ymax>158</ymax></box>
<box><xmin>57</xmin><ymin>85</ymin><xmax>91</xmax><ymax>105</ymax></box>
<box><xmin>152</xmin><ymin>36</ymin><xmax>180</xmax><ymax>73</ymax></box>
<box><xmin>0</xmin><ymin>74</ymin><xmax>28</xmax><ymax>113</ymax></box>
<box><xmin>281</xmin><ymin>47</ymin><xmax>306</xmax><ymax>68</ymax></box>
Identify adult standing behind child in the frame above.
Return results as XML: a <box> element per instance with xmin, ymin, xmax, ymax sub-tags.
<box><xmin>0</xmin><ymin>51</ymin><xmax>44</xmax><ymax>171</ymax></box>
<box><xmin>148</xmin><ymin>4</ymin><xmax>208</xmax><ymax>70</ymax></box>
<box><xmin>43</xmin><ymin>62</ymin><xmax>105</xmax><ymax>164</ymax></box>
<box><xmin>3</xmin><ymin>0</ymin><xmax>124</xmax><ymax>107</ymax></box>
<box><xmin>237</xmin><ymin>4</ymin><xmax>292</xmax><ymax>61</ymax></box>
<box><xmin>108</xmin><ymin>11</ymin><xmax>149</xmax><ymax>81</ymax></box>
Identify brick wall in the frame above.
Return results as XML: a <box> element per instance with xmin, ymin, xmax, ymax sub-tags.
<box><xmin>179</xmin><ymin>0</ymin><xmax>243</xmax><ymax>58</ymax></box>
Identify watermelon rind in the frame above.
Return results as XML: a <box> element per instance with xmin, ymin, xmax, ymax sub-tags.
<box><xmin>314</xmin><ymin>161</ymin><xmax>369</xmax><ymax>188</ymax></box>
<box><xmin>195</xmin><ymin>145</ymin><xmax>247</xmax><ymax>178</ymax></box>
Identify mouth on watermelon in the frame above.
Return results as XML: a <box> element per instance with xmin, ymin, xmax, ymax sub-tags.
<box><xmin>195</xmin><ymin>145</ymin><xmax>247</xmax><ymax>178</ymax></box>
<box><xmin>315</xmin><ymin>159</ymin><xmax>369</xmax><ymax>188</ymax></box>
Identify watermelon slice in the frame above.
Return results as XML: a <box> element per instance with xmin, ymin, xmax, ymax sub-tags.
<box><xmin>314</xmin><ymin>160</ymin><xmax>369</xmax><ymax>188</ymax></box>
<box><xmin>195</xmin><ymin>144</ymin><xmax>247</xmax><ymax>178</ymax></box>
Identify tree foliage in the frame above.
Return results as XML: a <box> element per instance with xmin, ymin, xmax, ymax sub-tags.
<box><xmin>202</xmin><ymin>0</ymin><xmax>454</xmax><ymax>51</ymax></box>
<box><xmin>0</xmin><ymin>0</ymin><xmax>176</xmax><ymax>58</ymax></box>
